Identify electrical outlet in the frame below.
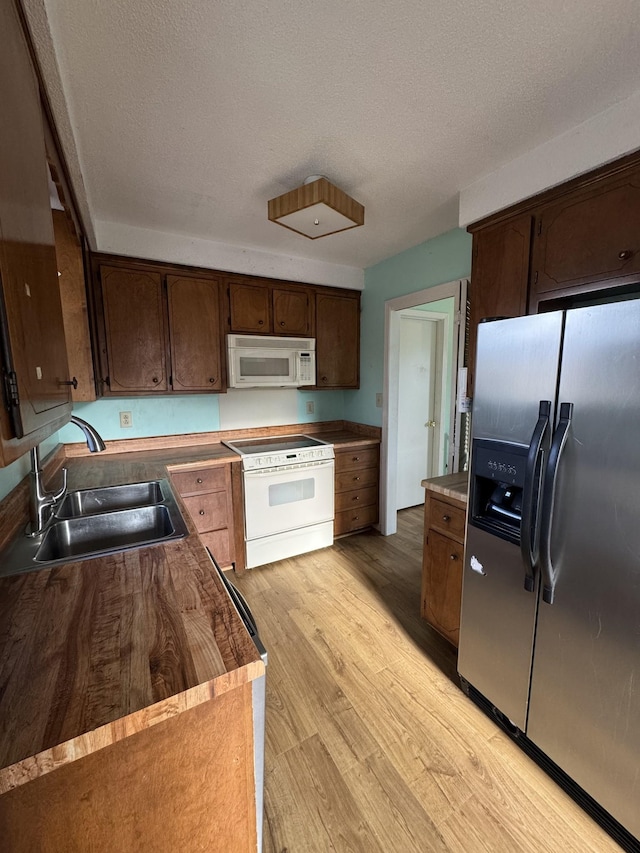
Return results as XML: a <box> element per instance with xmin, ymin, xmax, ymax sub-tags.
<box><xmin>305</xmin><ymin>400</ymin><xmax>315</xmax><ymax>415</ymax></box>
<box><xmin>376</xmin><ymin>392</ymin><xmax>383</xmax><ymax>408</ymax></box>
<box><xmin>119</xmin><ymin>411</ymin><xmax>133</xmax><ymax>428</ymax></box>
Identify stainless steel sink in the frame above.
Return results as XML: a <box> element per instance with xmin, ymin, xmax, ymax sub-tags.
<box><xmin>0</xmin><ymin>478</ymin><xmax>189</xmax><ymax>577</ymax></box>
<box><xmin>55</xmin><ymin>481</ymin><xmax>165</xmax><ymax>519</ymax></box>
<box><xmin>35</xmin><ymin>505</ymin><xmax>177</xmax><ymax>563</ymax></box>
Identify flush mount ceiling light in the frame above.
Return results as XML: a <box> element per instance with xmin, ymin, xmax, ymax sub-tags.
<box><xmin>268</xmin><ymin>176</ymin><xmax>364</xmax><ymax>239</ymax></box>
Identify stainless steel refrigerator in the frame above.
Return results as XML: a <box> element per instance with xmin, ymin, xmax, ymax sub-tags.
<box><xmin>458</xmin><ymin>298</ymin><xmax>640</xmax><ymax>851</ymax></box>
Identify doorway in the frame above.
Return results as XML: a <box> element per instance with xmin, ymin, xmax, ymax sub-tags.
<box><xmin>396</xmin><ymin>309</ymin><xmax>445</xmax><ymax>509</ymax></box>
<box><xmin>381</xmin><ymin>279</ymin><xmax>467</xmax><ymax>535</ymax></box>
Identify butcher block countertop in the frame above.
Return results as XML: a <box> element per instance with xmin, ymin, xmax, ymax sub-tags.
<box><xmin>421</xmin><ymin>472</ymin><xmax>469</xmax><ymax>504</ymax></box>
<box><xmin>0</xmin><ymin>423</ymin><xmax>379</xmax><ymax>795</ymax></box>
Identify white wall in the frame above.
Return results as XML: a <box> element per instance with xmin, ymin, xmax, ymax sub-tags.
<box><xmin>459</xmin><ymin>88</ymin><xmax>640</xmax><ymax>226</ymax></box>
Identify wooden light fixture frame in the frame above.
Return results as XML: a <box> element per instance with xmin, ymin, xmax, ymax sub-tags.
<box><xmin>268</xmin><ymin>177</ymin><xmax>364</xmax><ymax>239</ymax></box>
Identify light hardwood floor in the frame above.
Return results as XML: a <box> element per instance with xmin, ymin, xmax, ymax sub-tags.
<box><xmin>234</xmin><ymin>508</ymin><xmax>621</xmax><ymax>853</ymax></box>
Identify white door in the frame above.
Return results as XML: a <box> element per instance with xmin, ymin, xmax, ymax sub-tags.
<box><xmin>396</xmin><ymin>314</ymin><xmax>439</xmax><ymax>509</ymax></box>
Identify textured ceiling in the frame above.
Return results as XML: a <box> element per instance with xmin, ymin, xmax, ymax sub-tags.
<box><xmin>37</xmin><ymin>0</ymin><xmax>640</xmax><ymax>269</ymax></box>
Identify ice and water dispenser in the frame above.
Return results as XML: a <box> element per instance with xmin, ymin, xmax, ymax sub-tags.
<box><xmin>469</xmin><ymin>440</ymin><xmax>528</xmax><ymax>545</ymax></box>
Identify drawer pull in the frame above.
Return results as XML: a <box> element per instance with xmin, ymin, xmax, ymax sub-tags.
<box><xmin>353</xmin><ymin>495</ymin><xmax>360</xmax><ymax>501</ymax></box>
<box><xmin>199</xmin><ymin>510</ymin><xmax>206</xmax><ymax>516</ymax></box>
<box><xmin>450</xmin><ymin>553</ymin><xmax>458</xmax><ymax>561</ymax></box>
<box><xmin>353</xmin><ymin>456</ymin><xmax>360</xmax><ymax>461</ymax></box>
<box><xmin>353</xmin><ymin>476</ymin><xmax>360</xmax><ymax>481</ymax></box>
<box><xmin>618</xmin><ymin>249</ymin><xmax>633</xmax><ymax>260</ymax></box>
<box><xmin>196</xmin><ymin>478</ymin><xmax>203</xmax><ymax>484</ymax></box>
<box><xmin>353</xmin><ymin>515</ymin><xmax>360</xmax><ymax>521</ymax></box>
<box><xmin>442</xmin><ymin>514</ymin><xmax>451</xmax><ymax>522</ymax></box>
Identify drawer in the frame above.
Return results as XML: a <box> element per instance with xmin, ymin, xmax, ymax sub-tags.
<box><xmin>335</xmin><ymin>485</ymin><xmax>378</xmax><ymax>513</ymax></box>
<box><xmin>334</xmin><ymin>446</ymin><xmax>378</xmax><ymax>473</ymax></box>
<box><xmin>200</xmin><ymin>529</ymin><xmax>233</xmax><ymax>569</ymax></box>
<box><xmin>429</xmin><ymin>497</ymin><xmax>466</xmax><ymax>540</ymax></box>
<box><xmin>335</xmin><ymin>466</ymin><xmax>378</xmax><ymax>492</ymax></box>
<box><xmin>171</xmin><ymin>466</ymin><xmax>228</xmax><ymax>496</ymax></box>
<box><xmin>182</xmin><ymin>491</ymin><xmax>229</xmax><ymax>533</ymax></box>
<box><xmin>334</xmin><ymin>503</ymin><xmax>378</xmax><ymax>536</ymax></box>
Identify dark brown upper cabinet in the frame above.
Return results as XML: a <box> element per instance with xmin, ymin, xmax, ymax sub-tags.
<box><xmin>467</xmin><ymin>150</ymin><xmax>640</xmax><ymax>395</ymax></box>
<box><xmin>530</xmin><ymin>166</ymin><xmax>640</xmax><ymax>307</ymax></box>
<box><xmin>94</xmin><ymin>260</ymin><xmax>226</xmax><ymax>396</ymax></box>
<box><xmin>0</xmin><ymin>0</ymin><xmax>72</xmax><ymax>465</ymax></box>
<box><xmin>467</xmin><ymin>214</ymin><xmax>532</xmax><ymax>391</ymax></box>
<box><xmin>99</xmin><ymin>265</ymin><xmax>169</xmax><ymax>393</ymax></box>
<box><xmin>228</xmin><ymin>279</ymin><xmax>312</xmax><ymax>336</ymax></box>
<box><xmin>167</xmin><ymin>274</ymin><xmax>224</xmax><ymax>392</ymax></box>
<box><xmin>315</xmin><ymin>290</ymin><xmax>360</xmax><ymax>389</ymax></box>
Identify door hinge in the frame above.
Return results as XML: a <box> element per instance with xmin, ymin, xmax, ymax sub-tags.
<box><xmin>4</xmin><ymin>370</ymin><xmax>20</xmax><ymax>409</ymax></box>
<box><xmin>101</xmin><ymin>375</ymin><xmax>110</xmax><ymax>388</ymax></box>
<box><xmin>537</xmin><ymin>219</ymin><xmax>542</xmax><ymax>236</ymax></box>
<box><xmin>534</xmin><ymin>271</ymin><xmax>539</xmax><ymax>284</ymax></box>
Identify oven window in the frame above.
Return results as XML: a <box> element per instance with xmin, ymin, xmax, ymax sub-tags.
<box><xmin>239</xmin><ymin>355</ymin><xmax>290</xmax><ymax>377</ymax></box>
<box><xmin>268</xmin><ymin>478</ymin><xmax>315</xmax><ymax>506</ymax></box>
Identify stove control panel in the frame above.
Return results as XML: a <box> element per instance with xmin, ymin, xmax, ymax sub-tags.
<box><xmin>242</xmin><ymin>445</ymin><xmax>334</xmax><ymax>471</ymax></box>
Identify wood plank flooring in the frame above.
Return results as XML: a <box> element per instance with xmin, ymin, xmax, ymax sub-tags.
<box><xmin>233</xmin><ymin>508</ymin><xmax>621</xmax><ymax>853</ymax></box>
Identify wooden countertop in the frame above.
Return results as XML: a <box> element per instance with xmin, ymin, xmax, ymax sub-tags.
<box><xmin>0</xmin><ymin>427</ymin><xmax>378</xmax><ymax>795</ymax></box>
<box><xmin>0</xmin><ymin>445</ymin><xmax>254</xmax><ymax>795</ymax></box>
<box><xmin>421</xmin><ymin>472</ymin><xmax>469</xmax><ymax>504</ymax></box>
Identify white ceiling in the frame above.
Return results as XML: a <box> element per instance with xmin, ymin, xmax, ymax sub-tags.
<box><xmin>32</xmin><ymin>0</ymin><xmax>640</xmax><ymax>270</ymax></box>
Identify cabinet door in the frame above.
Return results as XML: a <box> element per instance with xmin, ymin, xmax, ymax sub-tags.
<box><xmin>0</xmin><ymin>0</ymin><xmax>72</xmax><ymax>462</ymax></box>
<box><xmin>272</xmin><ymin>287</ymin><xmax>311</xmax><ymax>336</ymax></box>
<box><xmin>315</xmin><ymin>292</ymin><xmax>360</xmax><ymax>388</ymax></box>
<box><xmin>100</xmin><ymin>266</ymin><xmax>169</xmax><ymax>393</ymax></box>
<box><xmin>229</xmin><ymin>281</ymin><xmax>270</xmax><ymax>332</ymax></box>
<box><xmin>468</xmin><ymin>215</ymin><xmax>531</xmax><ymax>392</ymax></box>
<box><xmin>423</xmin><ymin>529</ymin><xmax>464</xmax><ymax>646</ymax></box>
<box><xmin>167</xmin><ymin>275</ymin><xmax>224</xmax><ymax>392</ymax></box>
<box><xmin>531</xmin><ymin>168</ymin><xmax>640</xmax><ymax>302</ymax></box>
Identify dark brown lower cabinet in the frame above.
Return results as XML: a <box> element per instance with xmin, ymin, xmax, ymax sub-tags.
<box><xmin>421</xmin><ymin>489</ymin><xmax>466</xmax><ymax>646</ymax></box>
<box><xmin>334</xmin><ymin>443</ymin><xmax>379</xmax><ymax>536</ymax></box>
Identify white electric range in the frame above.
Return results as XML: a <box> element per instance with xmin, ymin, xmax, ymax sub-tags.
<box><xmin>222</xmin><ymin>435</ymin><xmax>335</xmax><ymax>568</ymax></box>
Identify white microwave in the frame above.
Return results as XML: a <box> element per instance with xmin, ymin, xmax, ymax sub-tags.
<box><xmin>227</xmin><ymin>334</ymin><xmax>316</xmax><ymax>388</ymax></box>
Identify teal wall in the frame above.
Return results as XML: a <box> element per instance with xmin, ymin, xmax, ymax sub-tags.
<box><xmin>0</xmin><ymin>433</ymin><xmax>61</xmax><ymax>503</ymax></box>
<box><xmin>344</xmin><ymin>227</ymin><xmax>472</xmax><ymax>426</ymax></box>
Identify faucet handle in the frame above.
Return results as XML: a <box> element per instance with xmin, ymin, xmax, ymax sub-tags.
<box><xmin>51</xmin><ymin>467</ymin><xmax>68</xmax><ymax>502</ymax></box>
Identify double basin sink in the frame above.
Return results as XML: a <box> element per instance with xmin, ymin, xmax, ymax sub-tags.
<box><xmin>0</xmin><ymin>479</ymin><xmax>189</xmax><ymax>578</ymax></box>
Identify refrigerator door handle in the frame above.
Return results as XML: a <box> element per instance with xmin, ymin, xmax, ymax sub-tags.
<box><xmin>520</xmin><ymin>400</ymin><xmax>551</xmax><ymax>592</ymax></box>
<box><xmin>539</xmin><ymin>402</ymin><xmax>574</xmax><ymax>604</ymax></box>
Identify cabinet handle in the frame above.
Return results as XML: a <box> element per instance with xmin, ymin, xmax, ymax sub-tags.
<box><xmin>618</xmin><ymin>249</ymin><xmax>633</xmax><ymax>260</ymax></box>
<box><xmin>199</xmin><ymin>510</ymin><xmax>205</xmax><ymax>516</ymax></box>
<box><xmin>442</xmin><ymin>514</ymin><xmax>450</xmax><ymax>522</ymax></box>
<box><xmin>196</xmin><ymin>478</ymin><xmax>203</xmax><ymax>484</ymax></box>
<box><xmin>152</xmin><ymin>377</ymin><xmax>159</xmax><ymax>384</ymax></box>
<box><xmin>209</xmin><ymin>377</ymin><xmax>216</xmax><ymax>383</ymax></box>
<box><xmin>280</xmin><ymin>321</ymin><xmax>285</xmax><ymax>326</ymax></box>
<box><xmin>450</xmin><ymin>553</ymin><xmax>458</xmax><ymax>561</ymax></box>
<box><xmin>321</xmin><ymin>376</ymin><xmax>328</xmax><ymax>383</ymax></box>
<box><xmin>258</xmin><ymin>319</ymin><xmax>264</xmax><ymax>325</ymax></box>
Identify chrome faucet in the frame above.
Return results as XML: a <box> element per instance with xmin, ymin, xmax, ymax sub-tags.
<box><xmin>28</xmin><ymin>415</ymin><xmax>106</xmax><ymax>536</ymax></box>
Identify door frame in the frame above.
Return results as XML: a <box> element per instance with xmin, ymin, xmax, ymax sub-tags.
<box><xmin>380</xmin><ymin>279</ymin><xmax>468</xmax><ymax>536</ymax></box>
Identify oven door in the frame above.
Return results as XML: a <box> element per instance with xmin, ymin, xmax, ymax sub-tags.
<box><xmin>243</xmin><ymin>460</ymin><xmax>335</xmax><ymax>540</ymax></box>
<box><xmin>229</xmin><ymin>347</ymin><xmax>298</xmax><ymax>387</ymax></box>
